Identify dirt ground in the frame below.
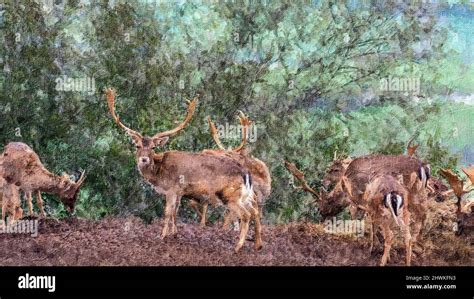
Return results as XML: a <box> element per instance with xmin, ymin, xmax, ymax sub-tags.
<box><xmin>0</xmin><ymin>216</ymin><xmax>471</xmax><ymax>266</ymax></box>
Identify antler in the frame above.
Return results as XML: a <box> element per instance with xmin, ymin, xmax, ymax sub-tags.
<box><xmin>439</xmin><ymin>168</ymin><xmax>466</xmax><ymax>199</ymax></box>
<box><xmin>284</xmin><ymin>160</ymin><xmax>321</xmax><ymax>200</ymax></box>
<box><xmin>152</xmin><ymin>96</ymin><xmax>199</xmax><ymax>139</ymax></box>
<box><xmin>233</xmin><ymin>111</ymin><xmax>251</xmax><ymax>153</ymax></box>
<box><xmin>461</xmin><ymin>165</ymin><xmax>474</xmax><ymax>187</ymax></box>
<box><xmin>104</xmin><ymin>88</ymin><xmax>142</xmax><ymax>138</ymax></box>
<box><xmin>407</xmin><ymin>135</ymin><xmax>419</xmax><ymax>157</ymax></box>
<box><xmin>207</xmin><ymin>116</ymin><xmax>226</xmax><ymax>150</ymax></box>
<box><xmin>207</xmin><ymin>111</ymin><xmax>252</xmax><ymax>153</ymax></box>
<box><xmin>75</xmin><ymin>170</ymin><xmax>86</xmax><ymax>187</ymax></box>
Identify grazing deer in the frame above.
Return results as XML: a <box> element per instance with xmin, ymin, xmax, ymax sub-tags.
<box><xmin>284</xmin><ymin>160</ymin><xmax>348</xmax><ymax>218</ymax></box>
<box><xmin>339</xmin><ymin>155</ymin><xmax>430</xmax><ymax>247</ymax></box>
<box><xmin>286</xmin><ymin>154</ymin><xmax>430</xmax><ymax>250</ymax></box>
<box><xmin>321</xmin><ymin>151</ymin><xmax>353</xmax><ymax>190</ymax></box>
<box><xmin>104</xmin><ymin>88</ymin><xmax>259</xmax><ymax>252</ymax></box>
<box><xmin>363</xmin><ymin>174</ymin><xmax>413</xmax><ymax>266</ymax></box>
<box><xmin>0</xmin><ymin>142</ymin><xmax>86</xmax><ymax>215</ymax></box>
<box><xmin>439</xmin><ymin>167</ymin><xmax>474</xmax><ymax>238</ymax></box>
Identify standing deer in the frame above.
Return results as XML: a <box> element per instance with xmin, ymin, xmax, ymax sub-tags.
<box><xmin>104</xmin><ymin>88</ymin><xmax>259</xmax><ymax>252</ymax></box>
<box><xmin>0</xmin><ymin>176</ymin><xmax>23</xmax><ymax>225</ymax></box>
<box><xmin>337</xmin><ymin>155</ymin><xmax>430</xmax><ymax>248</ymax></box>
<box><xmin>0</xmin><ymin>142</ymin><xmax>86</xmax><ymax>216</ymax></box>
<box><xmin>191</xmin><ymin>113</ymin><xmax>271</xmax><ymax>249</ymax></box>
<box><xmin>363</xmin><ymin>174</ymin><xmax>413</xmax><ymax>266</ymax></box>
<box><xmin>186</xmin><ymin>112</ymin><xmax>253</xmax><ymax>226</ymax></box>
<box><xmin>439</xmin><ymin>167</ymin><xmax>474</xmax><ymax>238</ymax></box>
<box><xmin>285</xmin><ymin>154</ymin><xmax>430</xmax><ymax>249</ymax></box>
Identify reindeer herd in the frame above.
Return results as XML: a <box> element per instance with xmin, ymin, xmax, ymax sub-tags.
<box><xmin>0</xmin><ymin>88</ymin><xmax>472</xmax><ymax>265</ymax></box>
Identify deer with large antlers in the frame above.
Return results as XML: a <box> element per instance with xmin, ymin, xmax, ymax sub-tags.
<box><xmin>440</xmin><ymin>166</ymin><xmax>474</xmax><ymax>238</ymax></box>
<box><xmin>0</xmin><ymin>142</ymin><xmax>86</xmax><ymax>218</ymax></box>
<box><xmin>104</xmin><ymin>88</ymin><xmax>258</xmax><ymax>252</ymax></box>
<box><xmin>285</xmin><ymin>154</ymin><xmax>431</xmax><ymax>250</ymax></box>
<box><xmin>338</xmin><ymin>155</ymin><xmax>430</xmax><ymax>247</ymax></box>
<box><xmin>191</xmin><ymin>113</ymin><xmax>271</xmax><ymax>249</ymax></box>
<box><xmin>187</xmin><ymin>112</ymin><xmax>254</xmax><ymax>226</ymax></box>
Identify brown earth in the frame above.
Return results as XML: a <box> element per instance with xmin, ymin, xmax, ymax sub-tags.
<box><xmin>0</xmin><ymin>216</ymin><xmax>471</xmax><ymax>266</ymax></box>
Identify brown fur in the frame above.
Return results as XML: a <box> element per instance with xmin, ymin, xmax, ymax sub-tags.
<box><xmin>363</xmin><ymin>174</ymin><xmax>412</xmax><ymax>266</ymax></box>
<box><xmin>0</xmin><ymin>142</ymin><xmax>85</xmax><ymax>214</ymax></box>
<box><xmin>185</xmin><ymin>113</ymin><xmax>270</xmax><ymax>250</ymax></box>
<box><xmin>105</xmin><ymin>88</ymin><xmax>258</xmax><ymax>252</ymax></box>
<box><xmin>0</xmin><ymin>177</ymin><xmax>23</xmax><ymax>225</ymax></box>
<box><xmin>340</xmin><ymin>155</ymin><xmax>429</xmax><ymax>246</ymax></box>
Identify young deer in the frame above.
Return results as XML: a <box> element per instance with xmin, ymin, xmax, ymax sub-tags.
<box><xmin>1</xmin><ymin>142</ymin><xmax>86</xmax><ymax>216</ymax></box>
<box><xmin>104</xmin><ymin>88</ymin><xmax>259</xmax><ymax>252</ymax></box>
<box><xmin>363</xmin><ymin>174</ymin><xmax>413</xmax><ymax>266</ymax></box>
<box><xmin>0</xmin><ymin>177</ymin><xmax>23</xmax><ymax>225</ymax></box>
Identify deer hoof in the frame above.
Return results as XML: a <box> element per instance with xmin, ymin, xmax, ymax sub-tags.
<box><xmin>254</xmin><ymin>243</ymin><xmax>263</xmax><ymax>251</ymax></box>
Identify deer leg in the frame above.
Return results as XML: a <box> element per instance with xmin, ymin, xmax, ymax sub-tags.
<box><xmin>226</xmin><ymin>202</ymin><xmax>248</xmax><ymax>253</ymax></box>
<box><xmin>222</xmin><ymin>210</ymin><xmax>233</xmax><ymax>230</ymax></box>
<box><xmin>189</xmin><ymin>198</ymin><xmax>203</xmax><ymax>220</ymax></box>
<box><xmin>234</xmin><ymin>203</ymin><xmax>251</xmax><ymax>253</ymax></box>
<box><xmin>410</xmin><ymin>220</ymin><xmax>423</xmax><ymax>254</ymax></box>
<box><xmin>380</xmin><ymin>223</ymin><xmax>393</xmax><ymax>266</ymax></box>
<box><xmin>1</xmin><ymin>200</ymin><xmax>6</xmax><ymax>229</ymax></box>
<box><xmin>36</xmin><ymin>191</ymin><xmax>45</xmax><ymax>217</ymax></box>
<box><xmin>26</xmin><ymin>192</ymin><xmax>34</xmax><ymax>216</ymax></box>
<box><xmin>171</xmin><ymin>196</ymin><xmax>181</xmax><ymax>236</ymax></box>
<box><xmin>161</xmin><ymin>194</ymin><xmax>177</xmax><ymax>240</ymax></box>
<box><xmin>402</xmin><ymin>223</ymin><xmax>412</xmax><ymax>266</ymax></box>
<box><xmin>349</xmin><ymin>205</ymin><xmax>358</xmax><ymax>220</ymax></box>
<box><xmin>368</xmin><ymin>215</ymin><xmax>375</xmax><ymax>253</ymax></box>
<box><xmin>250</xmin><ymin>201</ymin><xmax>263</xmax><ymax>250</ymax></box>
<box><xmin>200</xmin><ymin>201</ymin><xmax>208</xmax><ymax>227</ymax></box>
<box><xmin>15</xmin><ymin>206</ymin><xmax>23</xmax><ymax>221</ymax></box>
<box><xmin>236</xmin><ymin>211</ymin><xmax>250</xmax><ymax>253</ymax></box>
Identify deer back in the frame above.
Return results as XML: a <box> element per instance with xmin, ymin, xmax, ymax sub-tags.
<box><xmin>150</xmin><ymin>151</ymin><xmax>251</xmax><ymax>200</ymax></box>
<box><xmin>344</xmin><ymin>155</ymin><xmax>428</xmax><ymax>203</ymax></box>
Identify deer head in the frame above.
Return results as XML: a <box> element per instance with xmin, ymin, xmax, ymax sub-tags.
<box><xmin>207</xmin><ymin>111</ymin><xmax>251</xmax><ymax>153</ymax></box>
<box><xmin>322</xmin><ymin>155</ymin><xmax>352</xmax><ymax>189</ymax></box>
<box><xmin>105</xmin><ymin>88</ymin><xmax>198</xmax><ymax>168</ymax></box>
<box><xmin>427</xmin><ymin>177</ymin><xmax>451</xmax><ymax>203</ymax></box>
<box><xmin>57</xmin><ymin>171</ymin><xmax>86</xmax><ymax>213</ymax></box>
<box><xmin>283</xmin><ymin>160</ymin><xmax>349</xmax><ymax>218</ymax></box>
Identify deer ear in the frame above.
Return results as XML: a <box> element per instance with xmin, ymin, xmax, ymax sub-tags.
<box><xmin>130</xmin><ymin>134</ymin><xmax>142</xmax><ymax>145</ymax></box>
<box><xmin>153</xmin><ymin>136</ymin><xmax>169</xmax><ymax>147</ymax></box>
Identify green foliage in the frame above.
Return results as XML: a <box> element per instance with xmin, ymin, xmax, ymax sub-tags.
<box><xmin>0</xmin><ymin>1</ymin><xmax>471</xmax><ymax>223</ymax></box>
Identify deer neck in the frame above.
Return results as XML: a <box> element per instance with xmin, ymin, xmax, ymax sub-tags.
<box><xmin>137</xmin><ymin>153</ymin><xmax>165</xmax><ymax>185</ymax></box>
<box><xmin>34</xmin><ymin>172</ymin><xmax>72</xmax><ymax>196</ymax></box>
